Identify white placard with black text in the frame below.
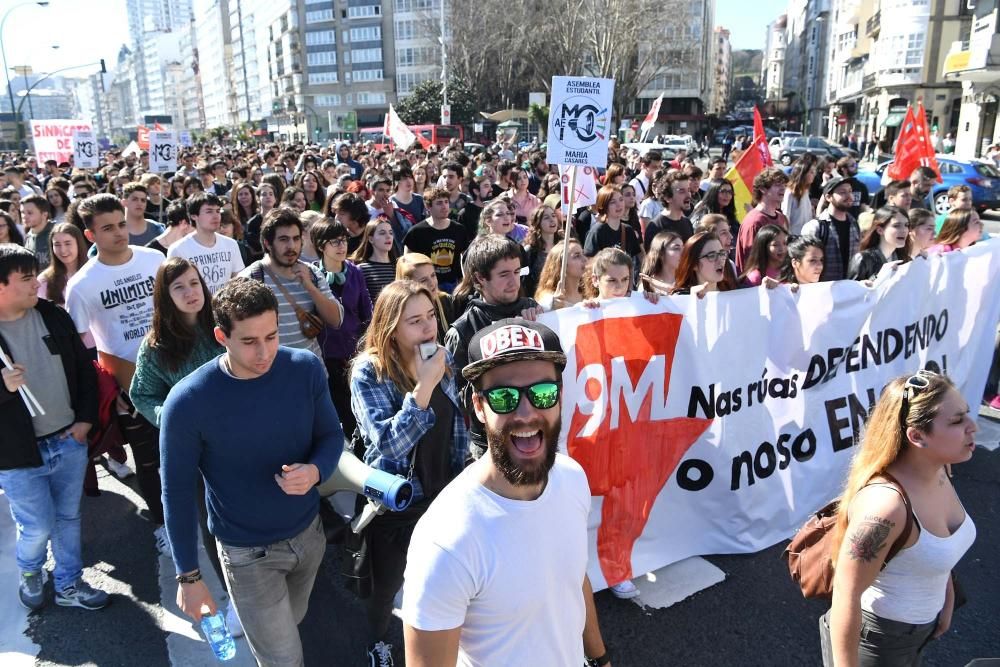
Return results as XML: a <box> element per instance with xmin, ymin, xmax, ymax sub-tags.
<box><xmin>148</xmin><ymin>131</ymin><xmax>177</xmax><ymax>173</ymax></box>
<box><xmin>546</xmin><ymin>76</ymin><xmax>615</xmax><ymax>167</ymax></box>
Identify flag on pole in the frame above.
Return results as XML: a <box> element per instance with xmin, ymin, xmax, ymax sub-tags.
<box><xmin>640</xmin><ymin>94</ymin><xmax>663</xmax><ymax>141</ymax></box>
<box><xmin>724</xmin><ymin>108</ymin><xmax>772</xmax><ymax>221</ymax></box>
<box><xmin>886</xmin><ymin>103</ymin><xmax>942</xmax><ymax>183</ymax></box>
<box><xmin>752</xmin><ymin>107</ymin><xmax>773</xmax><ymax>167</ymax></box>
<box><xmin>154</xmin><ymin>122</ymin><xmax>165</xmax><ymax>131</ymax></box>
<box><xmin>384</xmin><ymin>105</ymin><xmax>418</xmax><ymax>150</ymax></box>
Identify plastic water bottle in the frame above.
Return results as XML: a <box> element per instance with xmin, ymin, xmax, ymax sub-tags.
<box><xmin>200</xmin><ymin>607</ymin><xmax>236</xmax><ymax>661</ymax></box>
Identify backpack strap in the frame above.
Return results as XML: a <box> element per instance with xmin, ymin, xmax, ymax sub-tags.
<box><xmin>863</xmin><ymin>471</ymin><xmax>915</xmax><ymax>568</ymax></box>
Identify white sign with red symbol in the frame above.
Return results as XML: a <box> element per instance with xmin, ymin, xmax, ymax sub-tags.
<box><xmin>479</xmin><ymin>325</ymin><xmax>545</xmax><ymax>360</ymax></box>
<box><xmin>559</xmin><ymin>165</ymin><xmax>598</xmax><ymax>215</ymax></box>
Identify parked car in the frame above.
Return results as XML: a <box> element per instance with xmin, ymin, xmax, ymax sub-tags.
<box><xmin>662</xmin><ymin>135</ymin><xmax>696</xmax><ymax>154</ymax></box>
<box><xmin>855</xmin><ymin>156</ymin><xmax>1000</xmax><ymax>214</ymax></box>
<box><xmin>777</xmin><ymin>136</ymin><xmax>859</xmax><ymax>165</ymax></box>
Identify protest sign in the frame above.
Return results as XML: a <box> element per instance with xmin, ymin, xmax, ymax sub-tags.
<box><xmin>559</xmin><ymin>165</ymin><xmax>598</xmax><ymax>215</ymax></box>
<box><xmin>148</xmin><ymin>131</ymin><xmax>177</xmax><ymax>173</ymax></box>
<box><xmin>540</xmin><ymin>241</ymin><xmax>1000</xmax><ymax>591</ymax></box>
<box><xmin>30</xmin><ymin>120</ymin><xmax>93</xmax><ymax>164</ymax></box>
<box><xmin>71</xmin><ymin>129</ymin><xmax>100</xmax><ymax>169</ymax></box>
<box><xmin>178</xmin><ymin>130</ymin><xmax>193</xmax><ymax>147</ymax></box>
<box><xmin>546</xmin><ymin>76</ymin><xmax>615</xmax><ymax>168</ymax></box>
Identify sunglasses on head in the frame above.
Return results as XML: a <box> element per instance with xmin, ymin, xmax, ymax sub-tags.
<box><xmin>478</xmin><ymin>381</ymin><xmax>561</xmax><ymax>414</ymax></box>
<box><xmin>899</xmin><ymin>369</ymin><xmax>939</xmax><ymax>426</ymax></box>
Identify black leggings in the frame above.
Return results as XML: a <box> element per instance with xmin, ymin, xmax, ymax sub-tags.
<box><xmin>366</xmin><ymin>502</ymin><xmax>426</xmax><ymax>642</ymax></box>
<box><xmin>117</xmin><ymin>403</ymin><xmax>163</xmax><ymax>525</ymax></box>
<box><xmin>324</xmin><ymin>357</ymin><xmax>357</xmax><ymax>439</ymax></box>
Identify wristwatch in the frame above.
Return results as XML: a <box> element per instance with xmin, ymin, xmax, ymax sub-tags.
<box><xmin>587</xmin><ymin>650</ymin><xmax>611</xmax><ymax>666</ymax></box>
<box><xmin>175</xmin><ymin>569</ymin><xmax>202</xmax><ymax>584</ymax></box>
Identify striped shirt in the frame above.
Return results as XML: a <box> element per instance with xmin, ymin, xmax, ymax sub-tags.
<box><xmin>239</xmin><ymin>260</ymin><xmax>342</xmax><ymax>358</ymax></box>
<box><xmin>358</xmin><ymin>259</ymin><xmax>397</xmax><ymax>305</ymax></box>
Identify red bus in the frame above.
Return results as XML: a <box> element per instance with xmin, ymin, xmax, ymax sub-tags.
<box><xmin>358</xmin><ymin>124</ymin><xmax>464</xmax><ymax>150</ymax></box>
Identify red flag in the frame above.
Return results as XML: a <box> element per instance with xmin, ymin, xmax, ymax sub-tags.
<box><xmin>887</xmin><ymin>103</ymin><xmax>941</xmax><ymax>183</ymax></box>
<box><xmin>640</xmin><ymin>94</ymin><xmax>663</xmax><ymax>138</ymax></box>
<box><xmin>154</xmin><ymin>122</ymin><xmax>165</xmax><ymax>131</ymax></box>
<box><xmin>753</xmin><ymin>107</ymin><xmax>773</xmax><ymax>167</ymax></box>
<box><xmin>137</xmin><ymin>125</ymin><xmax>150</xmax><ymax>150</ymax></box>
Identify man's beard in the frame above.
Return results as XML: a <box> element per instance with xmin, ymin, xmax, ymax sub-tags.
<box><xmin>270</xmin><ymin>248</ymin><xmax>299</xmax><ymax>268</ymax></box>
<box><xmin>486</xmin><ymin>415</ymin><xmax>560</xmax><ymax>487</ymax></box>
<box><xmin>831</xmin><ymin>200</ymin><xmax>853</xmax><ymax>213</ymax></box>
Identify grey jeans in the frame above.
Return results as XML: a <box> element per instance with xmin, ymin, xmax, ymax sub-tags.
<box><xmin>820</xmin><ymin>609</ymin><xmax>937</xmax><ymax>667</ymax></box>
<box><xmin>218</xmin><ymin>515</ymin><xmax>326</xmax><ymax>667</ymax></box>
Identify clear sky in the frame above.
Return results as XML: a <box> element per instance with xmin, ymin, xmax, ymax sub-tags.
<box><xmin>716</xmin><ymin>0</ymin><xmax>788</xmax><ymax>51</ymax></box>
<box><xmin>1</xmin><ymin>0</ymin><xmax>129</xmax><ymax>82</ymax></box>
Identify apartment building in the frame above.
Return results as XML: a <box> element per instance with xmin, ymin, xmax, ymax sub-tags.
<box><xmin>943</xmin><ymin>0</ymin><xmax>1000</xmax><ymax>157</ymax></box>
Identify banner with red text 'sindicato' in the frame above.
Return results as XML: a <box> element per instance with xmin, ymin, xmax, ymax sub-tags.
<box><xmin>540</xmin><ymin>240</ymin><xmax>1000</xmax><ymax>591</ymax></box>
<box><xmin>31</xmin><ymin>119</ymin><xmax>93</xmax><ymax>165</ymax></box>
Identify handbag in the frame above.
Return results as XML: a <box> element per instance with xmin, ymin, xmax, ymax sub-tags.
<box><xmin>262</xmin><ymin>264</ymin><xmax>324</xmax><ymax>339</ymax></box>
<box><xmin>782</xmin><ymin>471</ymin><xmax>914</xmax><ymax>599</ymax></box>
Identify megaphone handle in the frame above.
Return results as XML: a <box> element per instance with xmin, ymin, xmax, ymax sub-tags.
<box><xmin>351</xmin><ymin>500</ymin><xmax>386</xmax><ymax>533</ymax></box>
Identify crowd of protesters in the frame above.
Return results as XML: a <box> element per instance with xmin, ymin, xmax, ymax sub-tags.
<box><xmin>0</xmin><ymin>131</ymin><xmax>996</xmax><ymax>667</ymax></box>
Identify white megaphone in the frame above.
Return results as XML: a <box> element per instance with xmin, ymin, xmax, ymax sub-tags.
<box><xmin>317</xmin><ymin>449</ymin><xmax>413</xmax><ymax>513</ymax></box>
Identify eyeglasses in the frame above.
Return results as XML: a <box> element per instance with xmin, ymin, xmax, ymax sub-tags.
<box><xmin>699</xmin><ymin>250</ymin><xmax>728</xmax><ymax>262</ymax></box>
<box><xmin>899</xmin><ymin>370</ymin><xmax>938</xmax><ymax>427</ymax></box>
<box><xmin>327</xmin><ymin>238</ymin><xmax>349</xmax><ymax>247</ymax></box>
<box><xmin>479</xmin><ymin>381</ymin><xmax>561</xmax><ymax>414</ymax></box>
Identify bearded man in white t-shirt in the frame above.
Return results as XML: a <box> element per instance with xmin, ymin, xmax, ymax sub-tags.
<box><xmin>401</xmin><ymin>319</ymin><xmax>613</xmax><ymax>667</ymax></box>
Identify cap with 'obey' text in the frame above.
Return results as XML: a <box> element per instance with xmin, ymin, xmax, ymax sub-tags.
<box><xmin>463</xmin><ymin>318</ymin><xmax>566</xmax><ymax>383</ymax></box>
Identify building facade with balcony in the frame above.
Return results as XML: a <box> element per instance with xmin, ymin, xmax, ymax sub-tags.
<box><xmin>943</xmin><ymin>0</ymin><xmax>1000</xmax><ymax>158</ymax></box>
<box><xmin>826</xmin><ymin>0</ymin><xmax>969</xmax><ymax>152</ymax></box>
<box><xmin>709</xmin><ymin>27</ymin><xmax>733</xmax><ymax>116</ymax></box>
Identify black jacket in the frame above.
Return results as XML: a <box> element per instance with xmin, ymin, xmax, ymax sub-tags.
<box><xmin>0</xmin><ymin>299</ymin><xmax>98</xmax><ymax>470</ymax></box>
<box><xmin>444</xmin><ymin>296</ymin><xmax>538</xmax><ymax>458</ymax></box>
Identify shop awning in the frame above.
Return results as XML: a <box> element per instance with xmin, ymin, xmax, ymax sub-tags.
<box><xmin>883</xmin><ymin>110</ymin><xmax>907</xmax><ymax>127</ymax></box>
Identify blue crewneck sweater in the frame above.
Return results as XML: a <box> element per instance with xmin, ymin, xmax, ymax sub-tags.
<box><xmin>160</xmin><ymin>347</ymin><xmax>344</xmax><ymax>573</ymax></box>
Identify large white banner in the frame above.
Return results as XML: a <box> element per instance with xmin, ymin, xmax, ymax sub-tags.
<box><xmin>30</xmin><ymin>119</ymin><xmax>93</xmax><ymax>164</ymax></box>
<box><xmin>540</xmin><ymin>241</ymin><xmax>1000</xmax><ymax>590</ymax></box>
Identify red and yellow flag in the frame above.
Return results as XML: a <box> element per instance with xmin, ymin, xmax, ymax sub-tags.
<box><xmin>724</xmin><ymin>108</ymin><xmax>771</xmax><ymax>221</ymax></box>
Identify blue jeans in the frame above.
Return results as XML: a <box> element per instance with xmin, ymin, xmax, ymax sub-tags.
<box><xmin>0</xmin><ymin>433</ymin><xmax>88</xmax><ymax>591</ymax></box>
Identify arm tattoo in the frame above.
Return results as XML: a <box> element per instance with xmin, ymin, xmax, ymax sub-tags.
<box><xmin>847</xmin><ymin>516</ymin><xmax>895</xmax><ymax>563</ymax></box>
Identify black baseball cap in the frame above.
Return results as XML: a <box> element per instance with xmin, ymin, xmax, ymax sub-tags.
<box><xmin>463</xmin><ymin>318</ymin><xmax>566</xmax><ymax>383</ymax></box>
<box><xmin>822</xmin><ymin>176</ymin><xmax>852</xmax><ymax>196</ymax></box>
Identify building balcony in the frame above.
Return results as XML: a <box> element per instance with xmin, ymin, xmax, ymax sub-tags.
<box><xmin>943</xmin><ymin>18</ymin><xmax>1000</xmax><ymax>82</ymax></box>
<box><xmin>865</xmin><ymin>11</ymin><xmax>879</xmax><ymax>38</ymax></box>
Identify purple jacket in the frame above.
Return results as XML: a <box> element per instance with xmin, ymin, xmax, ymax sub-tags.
<box><xmin>314</xmin><ymin>260</ymin><xmax>373</xmax><ymax>360</ymax></box>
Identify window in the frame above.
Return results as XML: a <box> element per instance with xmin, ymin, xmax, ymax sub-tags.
<box><xmin>348</xmin><ymin>5</ymin><xmax>381</xmax><ymax>18</ymax></box>
<box><xmin>395</xmin><ymin>19</ymin><xmax>415</xmax><ymax>40</ymax></box>
<box><xmin>905</xmin><ymin>33</ymin><xmax>925</xmax><ymax>67</ymax></box>
<box><xmin>308</xmin><ymin>71</ymin><xmax>338</xmax><ymax>84</ymax></box>
<box><xmin>314</xmin><ymin>94</ymin><xmax>342</xmax><ymax>107</ymax></box>
<box><xmin>354</xmin><ymin>68</ymin><xmax>384</xmax><ymax>81</ymax></box>
<box><xmin>305</xmin><ymin>29</ymin><xmax>336</xmax><ymax>45</ymax></box>
<box><xmin>350</xmin><ymin>26</ymin><xmax>381</xmax><ymax>41</ymax></box>
<box><xmin>305</xmin><ymin>9</ymin><xmax>334</xmax><ymax>23</ymax></box>
<box><xmin>351</xmin><ymin>48</ymin><xmax>383</xmax><ymax>63</ymax></box>
<box><xmin>356</xmin><ymin>91</ymin><xmax>386</xmax><ymax>105</ymax></box>
<box><xmin>307</xmin><ymin>51</ymin><xmax>337</xmax><ymax>66</ymax></box>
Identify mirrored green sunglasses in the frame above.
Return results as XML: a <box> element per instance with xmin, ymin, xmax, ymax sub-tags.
<box><xmin>479</xmin><ymin>381</ymin><xmax>561</xmax><ymax>414</ymax></box>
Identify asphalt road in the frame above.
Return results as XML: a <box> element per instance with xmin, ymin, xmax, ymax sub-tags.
<box><xmin>13</xmin><ymin>427</ymin><xmax>998</xmax><ymax>667</ymax></box>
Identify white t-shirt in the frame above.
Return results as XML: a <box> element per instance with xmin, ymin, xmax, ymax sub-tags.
<box><xmin>166</xmin><ymin>233</ymin><xmax>245</xmax><ymax>294</ymax></box>
<box><xmin>65</xmin><ymin>246</ymin><xmax>163</xmax><ymax>362</ymax></box>
<box><xmin>402</xmin><ymin>453</ymin><xmax>591</xmax><ymax>667</ymax></box>
<box><xmin>629</xmin><ymin>173</ymin><xmax>651</xmax><ymax>200</ymax></box>
<box><xmin>638</xmin><ymin>197</ymin><xmax>663</xmax><ymax>222</ymax></box>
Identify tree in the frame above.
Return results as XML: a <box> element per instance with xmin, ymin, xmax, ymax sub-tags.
<box><xmin>394</xmin><ymin>78</ymin><xmax>477</xmax><ymax>125</ymax></box>
<box><xmin>528</xmin><ymin>103</ymin><xmax>549</xmax><ymax>141</ymax></box>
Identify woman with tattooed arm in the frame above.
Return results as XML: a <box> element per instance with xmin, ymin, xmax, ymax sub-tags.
<box><xmin>821</xmin><ymin>371</ymin><xmax>977</xmax><ymax>666</ymax></box>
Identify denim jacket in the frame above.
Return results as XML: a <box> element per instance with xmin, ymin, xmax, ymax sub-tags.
<box><xmin>349</xmin><ymin>350</ymin><xmax>468</xmax><ymax>502</ymax></box>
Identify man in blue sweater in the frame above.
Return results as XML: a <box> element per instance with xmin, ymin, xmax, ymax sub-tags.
<box><xmin>160</xmin><ymin>277</ymin><xmax>344</xmax><ymax>666</ymax></box>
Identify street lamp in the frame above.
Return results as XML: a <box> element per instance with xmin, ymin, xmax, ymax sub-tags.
<box><xmin>1</xmin><ymin>1</ymin><xmax>49</xmax><ymax>147</ymax></box>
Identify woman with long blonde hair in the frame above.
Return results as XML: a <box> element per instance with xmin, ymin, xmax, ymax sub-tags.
<box><xmin>533</xmin><ymin>239</ymin><xmax>587</xmax><ymax>309</ymax></box>
<box><xmin>822</xmin><ymin>371</ymin><xmax>977</xmax><ymax>666</ymax></box>
<box><xmin>348</xmin><ymin>280</ymin><xmax>468</xmax><ymax>663</ymax></box>
<box><xmin>395</xmin><ymin>253</ymin><xmax>454</xmax><ymax>341</ymax></box>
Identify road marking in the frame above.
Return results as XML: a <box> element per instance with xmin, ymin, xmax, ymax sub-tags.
<box><xmin>629</xmin><ymin>557</ymin><xmax>726</xmax><ymax>610</ymax></box>
<box><xmin>0</xmin><ymin>491</ymin><xmax>40</xmax><ymax>666</ymax></box>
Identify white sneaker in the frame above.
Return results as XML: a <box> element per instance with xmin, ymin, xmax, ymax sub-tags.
<box><xmin>225</xmin><ymin>602</ymin><xmax>244</xmax><ymax>638</ymax></box>
<box><xmin>153</xmin><ymin>526</ymin><xmax>171</xmax><ymax>556</ymax></box>
<box><xmin>610</xmin><ymin>580</ymin><xmax>640</xmax><ymax>599</ymax></box>
<box><xmin>105</xmin><ymin>456</ymin><xmax>133</xmax><ymax>479</ymax></box>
